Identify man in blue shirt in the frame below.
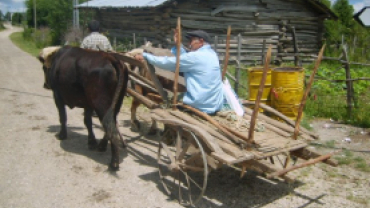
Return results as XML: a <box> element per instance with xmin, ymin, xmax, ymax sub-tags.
<box><xmin>135</xmin><ymin>30</ymin><xmax>224</xmax><ymax>114</ymax></box>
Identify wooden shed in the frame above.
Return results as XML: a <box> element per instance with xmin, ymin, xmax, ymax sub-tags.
<box><xmin>77</xmin><ymin>0</ymin><xmax>336</xmax><ymax>65</ymax></box>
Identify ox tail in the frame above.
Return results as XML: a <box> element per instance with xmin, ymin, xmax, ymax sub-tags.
<box><xmin>102</xmin><ymin>53</ymin><xmax>143</xmax><ymax>124</ymax></box>
<box><xmin>102</xmin><ymin>56</ymin><xmax>129</xmax><ymax>148</ymax></box>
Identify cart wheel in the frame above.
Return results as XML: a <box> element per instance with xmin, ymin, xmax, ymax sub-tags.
<box><xmin>158</xmin><ymin>126</ymin><xmax>208</xmax><ymax>205</ymax></box>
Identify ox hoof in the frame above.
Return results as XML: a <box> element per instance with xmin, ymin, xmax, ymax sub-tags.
<box><xmin>120</xmin><ymin>139</ymin><xmax>128</xmax><ymax>148</ymax></box>
<box><xmin>88</xmin><ymin>140</ymin><xmax>98</xmax><ymax>150</ymax></box>
<box><xmin>56</xmin><ymin>132</ymin><xmax>67</xmax><ymax>140</ymax></box>
<box><xmin>147</xmin><ymin>128</ymin><xmax>158</xmax><ymax>136</ymax></box>
<box><xmin>97</xmin><ymin>144</ymin><xmax>108</xmax><ymax>152</ymax></box>
<box><xmin>109</xmin><ymin>163</ymin><xmax>119</xmax><ymax>171</ymax></box>
<box><xmin>97</xmin><ymin>145</ymin><xmax>107</xmax><ymax>152</ymax></box>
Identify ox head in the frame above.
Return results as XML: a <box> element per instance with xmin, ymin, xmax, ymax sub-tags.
<box><xmin>38</xmin><ymin>46</ymin><xmax>61</xmax><ymax>89</ymax></box>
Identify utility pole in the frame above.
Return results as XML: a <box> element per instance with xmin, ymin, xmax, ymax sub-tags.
<box><xmin>33</xmin><ymin>0</ymin><xmax>36</xmax><ymax>30</ymax></box>
<box><xmin>73</xmin><ymin>0</ymin><xmax>79</xmax><ymax>28</ymax></box>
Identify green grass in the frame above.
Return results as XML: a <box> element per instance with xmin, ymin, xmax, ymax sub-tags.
<box><xmin>9</xmin><ymin>32</ymin><xmax>40</xmax><ymax>57</ymax></box>
<box><xmin>0</xmin><ymin>22</ymin><xmax>5</xmax><ymax>31</ymax></box>
<box><xmin>335</xmin><ymin>150</ymin><xmax>370</xmax><ymax>172</ymax></box>
<box><xmin>347</xmin><ymin>194</ymin><xmax>370</xmax><ymax>205</ymax></box>
<box><xmin>324</xmin><ymin>140</ymin><xmax>336</xmax><ymax>148</ymax></box>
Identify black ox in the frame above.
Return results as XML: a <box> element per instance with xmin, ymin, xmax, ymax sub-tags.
<box><xmin>38</xmin><ymin>46</ymin><xmax>139</xmax><ymax>170</ymax></box>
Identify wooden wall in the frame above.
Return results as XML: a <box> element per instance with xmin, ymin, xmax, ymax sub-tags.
<box><xmin>92</xmin><ymin>0</ymin><xmax>329</xmax><ymax>65</ymax></box>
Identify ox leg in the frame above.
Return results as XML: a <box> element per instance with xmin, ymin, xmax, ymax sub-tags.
<box><xmin>145</xmin><ymin>93</ymin><xmax>163</xmax><ymax>136</ymax></box>
<box><xmin>84</xmin><ymin>108</ymin><xmax>98</xmax><ymax>150</ymax></box>
<box><xmin>100</xmin><ymin>109</ymin><xmax>121</xmax><ymax>171</ymax></box>
<box><xmin>114</xmin><ymin>88</ymin><xmax>127</xmax><ymax>148</ymax></box>
<box><xmin>147</xmin><ymin>118</ymin><xmax>158</xmax><ymax>136</ymax></box>
<box><xmin>97</xmin><ymin>135</ymin><xmax>108</xmax><ymax>152</ymax></box>
<box><xmin>130</xmin><ymin>98</ymin><xmax>141</xmax><ymax>131</ymax></box>
<box><xmin>109</xmin><ymin>133</ymin><xmax>121</xmax><ymax>171</ymax></box>
<box><xmin>53</xmin><ymin>91</ymin><xmax>67</xmax><ymax>140</ymax></box>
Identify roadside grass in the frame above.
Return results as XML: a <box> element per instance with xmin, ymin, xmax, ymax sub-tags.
<box><xmin>324</xmin><ymin>140</ymin><xmax>336</xmax><ymax>148</ymax></box>
<box><xmin>0</xmin><ymin>22</ymin><xmax>5</xmax><ymax>31</ymax></box>
<box><xmin>346</xmin><ymin>194</ymin><xmax>370</xmax><ymax>205</ymax></box>
<box><xmin>9</xmin><ymin>32</ymin><xmax>40</xmax><ymax>57</ymax></box>
<box><xmin>334</xmin><ymin>149</ymin><xmax>370</xmax><ymax>172</ymax></box>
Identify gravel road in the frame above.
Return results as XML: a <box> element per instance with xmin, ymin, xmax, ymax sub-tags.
<box><xmin>0</xmin><ymin>24</ymin><xmax>368</xmax><ymax>208</ymax></box>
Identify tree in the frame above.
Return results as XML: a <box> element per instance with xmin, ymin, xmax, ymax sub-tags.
<box><xmin>11</xmin><ymin>13</ymin><xmax>24</xmax><ymax>25</ymax></box>
<box><xmin>319</xmin><ymin>0</ymin><xmax>331</xmax><ymax>8</ymax></box>
<box><xmin>332</xmin><ymin>0</ymin><xmax>354</xmax><ymax>29</ymax></box>
<box><xmin>0</xmin><ymin>10</ymin><xmax>3</xmax><ymax>21</ymax></box>
<box><xmin>323</xmin><ymin>0</ymin><xmax>355</xmax><ymax>51</ymax></box>
<box><xmin>24</xmin><ymin>0</ymin><xmax>92</xmax><ymax>45</ymax></box>
<box><xmin>5</xmin><ymin>12</ymin><xmax>11</xmax><ymax>21</ymax></box>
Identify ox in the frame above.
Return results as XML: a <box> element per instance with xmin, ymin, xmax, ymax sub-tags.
<box><xmin>38</xmin><ymin>46</ymin><xmax>137</xmax><ymax>170</ymax></box>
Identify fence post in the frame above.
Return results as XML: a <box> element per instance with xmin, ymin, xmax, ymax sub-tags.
<box><xmin>214</xmin><ymin>36</ymin><xmax>218</xmax><ymax>54</ymax></box>
<box><xmin>262</xmin><ymin>39</ymin><xmax>266</xmax><ymax>65</ymax></box>
<box><xmin>133</xmin><ymin>33</ymin><xmax>136</xmax><ymax>48</ymax></box>
<box><xmin>291</xmin><ymin>26</ymin><xmax>301</xmax><ymax>67</ymax></box>
<box><xmin>342</xmin><ymin>44</ymin><xmax>353</xmax><ymax>118</ymax></box>
<box><xmin>235</xmin><ymin>33</ymin><xmax>242</xmax><ymax>94</ymax></box>
<box><xmin>113</xmin><ymin>37</ymin><xmax>117</xmax><ymax>51</ymax></box>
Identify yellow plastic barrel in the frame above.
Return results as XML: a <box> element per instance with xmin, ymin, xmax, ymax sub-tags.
<box><xmin>271</xmin><ymin>67</ymin><xmax>304</xmax><ymax>120</ymax></box>
<box><xmin>248</xmin><ymin>67</ymin><xmax>272</xmax><ymax>112</ymax></box>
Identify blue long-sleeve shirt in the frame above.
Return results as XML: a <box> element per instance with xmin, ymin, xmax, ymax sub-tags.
<box><xmin>143</xmin><ymin>45</ymin><xmax>224</xmax><ymax>114</ymax></box>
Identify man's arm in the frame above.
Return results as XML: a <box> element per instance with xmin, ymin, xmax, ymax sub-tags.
<box><xmin>143</xmin><ymin>52</ymin><xmax>196</xmax><ymax>72</ymax></box>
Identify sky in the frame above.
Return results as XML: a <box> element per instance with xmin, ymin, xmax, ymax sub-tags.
<box><xmin>0</xmin><ymin>0</ymin><xmax>369</xmax><ymax>14</ymax></box>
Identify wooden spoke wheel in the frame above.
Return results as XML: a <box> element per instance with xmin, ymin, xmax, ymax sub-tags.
<box><xmin>157</xmin><ymin>126</ymin><xmax>208</xmax><ymax>205</ymax></box>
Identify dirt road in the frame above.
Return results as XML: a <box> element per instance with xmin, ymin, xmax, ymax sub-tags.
<box><xmin>0</xmin><ymin>24</ymin><xmax>368</xmax><ymax>208</ymax></box>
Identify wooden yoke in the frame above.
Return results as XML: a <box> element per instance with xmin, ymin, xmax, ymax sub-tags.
<box><xmin>293</xmin><ymin>44</ymin><xmax>325</xmax><ymax>140</ymax></box>
<box><xmin>221</xmin><ymin>26</ymin><xmax>231</xmax><ymax>80</ymax></box>
<box><xmin>248</xmin><ymin>46</ymin><xmax>272</xmax><ymax>145</ymax></box>
<box><xmin>172</xmin><ymin>17</ymin><xmax>182</xmax><ymax>110</ymax></box>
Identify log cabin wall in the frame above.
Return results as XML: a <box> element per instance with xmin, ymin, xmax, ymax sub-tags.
<box><xmin>86</xmin><ymin>0</ymin><xmax>331</xmax><ymax>65</ymax></box>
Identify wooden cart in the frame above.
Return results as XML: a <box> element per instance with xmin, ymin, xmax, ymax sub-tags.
<box><xmin>123</xmin><ymin>51</ymin><xmax>337</xmax><ymax>205</ymax></box>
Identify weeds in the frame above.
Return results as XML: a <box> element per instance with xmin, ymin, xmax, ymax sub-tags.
<box><xmin>325</xmin><ymin>140</ymin><xmax>336</xmax><ymax>148</ymax></box>
<box><xmin>335</xmin><ymin>150</ymin><xmax>370</xmax><ymax>172</ymax></box>
<box><xmin>347</xmin><ymin>194</ymin><xmax>369</xmax><ymax>205</ymax></box>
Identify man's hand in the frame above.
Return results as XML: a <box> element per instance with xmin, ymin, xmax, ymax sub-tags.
<box><xmin>134</xmin><ymin>54</ymin><xmax>145</xmax><ymax>61</ymax></box>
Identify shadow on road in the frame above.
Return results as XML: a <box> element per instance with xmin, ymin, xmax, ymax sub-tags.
<box><xmin>0</xmin><ymin>87</ymin><xmax>52</xmax><ymax>99</ymax></box>
<box><xmin>47</xmin><ymin>124</ymin><xmax>129</xmax><ymax>171</ymax></box>
<box><xmin>123</xmin><ymin>120</ymin><xmax>326</xmax><ymax>208</ymax></box>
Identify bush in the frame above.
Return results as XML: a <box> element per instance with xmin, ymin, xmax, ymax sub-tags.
<box><xmin>23</xmin><ymin>28</ymin><xmax>34</xmax><ymax>40</ymax></box>
<box><xmin>63</xmin><ymin>27</ymin><xmax>83</xmax><ymax>46</ymax></box>
<box><xmin>34</xmin><ymin>27</ymin><xmax>52</xmax><ymax>48</ymax></box>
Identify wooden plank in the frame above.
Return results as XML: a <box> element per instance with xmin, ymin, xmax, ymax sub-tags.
<box><xmin>242</xmin><ymin>160</ymin><xmax>295</xmax><ymax>183</ymax></box>
<box><xmin>243</xmin><ymin>106</ymin><xmax>318</xmax><ymax>139</ymax></box>
<box><xmin>291</xmin><ymin>148</ymin><xmax>338</xmax><ymax>167</ymax></box>
<box><xmin>267</xmin><ymin>151</ymin><xmax>338</xmax><ymax>179</ymax></box>
<box><xmin>211</xmin><ymin>5</ymin><xmax>260</xmax><ymax>16</ymax></box>
<box><xmin>178</xmin><ymin>104</ymin><xmax>250</xmax><ymax>146</ymax></box>
<box><xmin>211</xmin><ymin>152</ymin><xmax>237</xmax><ymax>165</ymax></box>
<box><xmin>126</xmin><ymin>88</ymin><xmax>159</xmax><ymax>109</ymax></box>
<box><xmin>169</xmin><ymin>111</ymin><xmax>252</xmax><ymax>159</ymax></box>
<box><xmin>255</xmin><ymin>142</ymin><xmax>308</xmax><ymax>159</ymax></box>
<box><xmin>151</xmin><ymin>109</ymin><xmax>223</xmax><ymax>153</ymax></box>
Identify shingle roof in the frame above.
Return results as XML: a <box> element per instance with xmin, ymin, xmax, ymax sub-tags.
<box><xmin>77</xmin><ymin>0</ymin><xmax>171</xmax><ymax>8</ymax></box>
<box><xmin>77</xmin><ymin>0</ymin><xmax>337</xmax><ymax>19</ymax></box>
